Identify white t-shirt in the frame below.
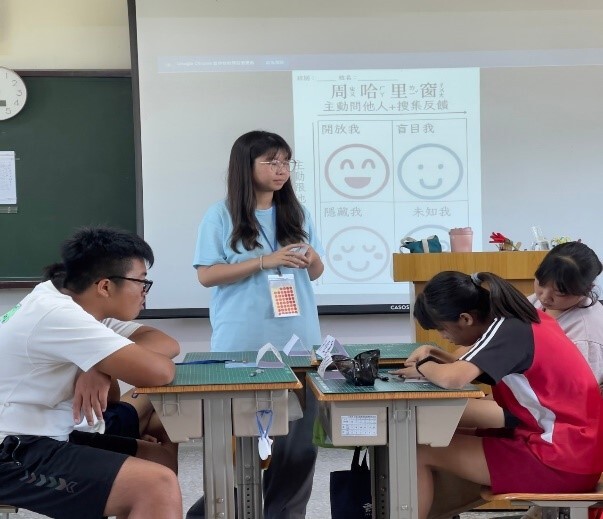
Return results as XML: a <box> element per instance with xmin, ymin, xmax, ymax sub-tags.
<box><xmin>529</xmin><ymin>294</ymin><xmax>603</xmax><ymax>391</ymax></box>
<box><xmin>72</xmin><ymin>317</ymin><xmax>143</xmax><ymax>433</ymax></box>
<box><xmin>0</xmin><ymin>281</ymin><xmax>135</xmax><ymax>441</ymax></box>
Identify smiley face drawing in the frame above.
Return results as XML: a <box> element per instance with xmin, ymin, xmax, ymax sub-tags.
<box><xmin>326</xmin><ymin>226</ymin><xmax>390</xmax><ymax>281</ymax></box>
<box><xmin>325</xmin><ymin>144</ymin><xmax>390</xmax><ymax>199</ymax></box>
<box><xmin>397</xmin><ymin>144</ymin><xmax>463</xmax><ymax>200</ymax></box>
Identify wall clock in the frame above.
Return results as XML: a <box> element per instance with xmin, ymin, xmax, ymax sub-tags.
<box><xmin>0</xmin><ymin>67</ymin><xmax>27</xmax><ymax>121</ymax></box>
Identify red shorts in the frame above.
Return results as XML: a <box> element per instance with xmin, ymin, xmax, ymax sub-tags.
<box><xmin>482</xmin><ymin>435</ymin><xmax>600</xmax><ymax>494</ymax></box>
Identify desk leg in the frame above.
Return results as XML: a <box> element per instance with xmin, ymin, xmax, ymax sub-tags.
<box><xmin>236</xmin><ymin>436</ymin><xmax>263</xmax><ymax>519</ymax></box>
<box><xmin>203</xmin><ymin>398</ymin><xmax>236</xmax><ymax>519</ymax></box>
<box><xmin>376</xmin><ymin>400</ymin><xmax>418</xmax><ymax>519</ymax></box>
<box><xmin>372</xmin><ymin>445</ymin><xmax>389</xmax><ymax>519</ymax></box>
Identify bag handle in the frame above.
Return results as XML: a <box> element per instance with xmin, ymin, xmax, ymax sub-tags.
<box><xmin>351</xmin><ymin>447</ymin><xmax>369</xmax><ymax>472</ymax></box>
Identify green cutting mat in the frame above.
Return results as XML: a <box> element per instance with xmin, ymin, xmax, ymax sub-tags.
<box><xmin>308</xmin><ymin>371</ymin><xmax>482</xmax><ymax>395</ymax></box>
<box><xmin>313</xmin><ymin>343</ymin><xmax>425</xmax><ymax>361</ymax></box>
<box><xmin>183</xmin><ymin>351</ymin><xmax>312</xmax><ymax>368</ymax></box>
<box><xmin>171</xmin><ymin>362</ymin><xmax>298</xmax><ymax>386</ymax></box>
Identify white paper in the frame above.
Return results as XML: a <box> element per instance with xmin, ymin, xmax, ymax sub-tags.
<box><xmin>317</xmin><ymin>354</ymin><xmax>333</xmax><ymax>378</ymax></box>
<box><xmin>291</xmin><ymin>244</ymin><xmax>309</xmax><ymax>255</ymax></box>
<box><xmin>316</xmin><ymin>335</ymin><xmax>336</xmax><ymax>359</ymax></box>
<box><xmin>283</xmin><ymin>333</ymin><xmax>311</xmax><ymax>356</ymax></box>
<box><xmin>225</xmin><ymin>362</ymin><xmax>257</xmax><ymax>369</ymax></box>
<box><xmin>283</xmin><ymin>334</ymin><xmax>300</xmax><ymax>355</ymax></box>
<box><xmin>0</xmin><ymin>151</ymin><xmax>17</xmax><ymax>204</ymax></box>
<box><xmin>258</xmin><ymin>436</ymin><xmax>273</xmax><ymax>460</ymax></box>
<box><xmin>341</xmin><ymin>415</ymin><xmax>378</xmax><ymax>437</ymax></box>
<box><xmin>317</xmin><ymin>354</ymin><xmax>345</xmax><ymax>380</ymax></box>
<box><xmin>256</xmin><ymin>342</ymin><xmax>285</xmax><ymax>368</ymax></box>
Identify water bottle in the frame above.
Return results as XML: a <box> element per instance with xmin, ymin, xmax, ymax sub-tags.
<box><xmin>531</xmin><ymin>226</ymin><xmax>550</xmax><ymax>251</ymax></box>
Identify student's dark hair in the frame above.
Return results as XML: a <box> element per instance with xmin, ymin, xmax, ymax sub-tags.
<box><xmin>414</xmin><ymin>271</ymin><xmax>539</xmax><ymax>330</ymax></box>
<box><xmin>227</xmin><ymin>130</ymin><xmax>307</xmax><ymax>252</ymax></box>
<box><xmin>534</xmin><ymin>241</ymin><xmax>602</xmax><ymax>306</ymax></box>
<box><xmin>44</xmin><ymin>226</ymin><xmax>154</xmax><ymax>294</ymax></box>
<box><xmin>43</xmin><ymin>263</ymin><xmax>67</xmax><ymax>289</ymax></box>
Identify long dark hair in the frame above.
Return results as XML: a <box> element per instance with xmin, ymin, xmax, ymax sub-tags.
<box><xmin>227</xmin><ymin>130</ymin><xmax>307</xmax><ymax>252</ymax></box>
<box><xmin>414</xmin><ymin>271</ymin><xmax>539</xmax><ymax>330</ymax></box>
<box><xmin>535</xmin><ymin>241</ymin><xmax>602</xmax><ymax>307</ymax></box>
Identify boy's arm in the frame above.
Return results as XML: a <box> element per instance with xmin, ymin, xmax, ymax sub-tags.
<box><xmin>94</xmin><ymin>343</ymin><xmax>176</xmax><ymax>388</ymax></box>
<box><xmin>72</xmin><ymin>367</ymin><xmax>112</xmax><ymax>426</ymax></box>
<box><xmin>128</xmin><ymin>325</ymin><xmax>180</xmax><ymax>358</ymax></box>
<box><xmin>72</xmin><ymin>343</ymin><xmax>175</xmax><ymax>426</ymax></box>
<box><xmin>73</xmin><ymin>323</ymin><xmax>180</xmax><ymax>423</ymax></box>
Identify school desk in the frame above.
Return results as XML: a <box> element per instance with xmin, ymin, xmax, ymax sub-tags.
<box><xmin>135</xmin><ymin>358</ymin><xmax>301</xmax><ymax>519</ymax></box>
<box><xmin>307</xmin><ymin>371</ymin><xmax>484</xmax><ymax>519</ymax></box>
<box><xmin>136</xmin><ymin>344</ymin><xmax>421</xmax><ymax>518</ymax></box>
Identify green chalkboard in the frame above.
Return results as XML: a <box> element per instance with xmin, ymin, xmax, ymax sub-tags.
<box><xmin>0</xmin><ymin>75</ymin><xmax>136</xmax><ymax>282</ymax></box>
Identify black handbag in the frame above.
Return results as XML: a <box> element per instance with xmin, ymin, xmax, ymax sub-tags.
<box><xmin>329</xmin><ymin>447</ymin><xmax>372</xmax><ymax>519</ymax></box>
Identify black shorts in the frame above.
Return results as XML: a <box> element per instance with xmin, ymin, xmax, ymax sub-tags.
<box><xmin>0</xmin><ymin>432</ymin><xmax>136</xmax><ymax>519</ymax></box>
<box><xmin>103</xmin><ymin>401</ymin><xmax>141</xmax><ymax>439</ymax></box>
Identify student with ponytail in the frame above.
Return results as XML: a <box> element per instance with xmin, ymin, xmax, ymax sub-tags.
<box><xmin>391</xmin><ymin>271</ymin><xmax>603</xmax><ymax>519</ymax></box>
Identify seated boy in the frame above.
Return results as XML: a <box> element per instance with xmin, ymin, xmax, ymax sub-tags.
<box><xmin>0</xmin><ymin>226</ymin><xmax>182</xmax><ymax>519</ymax></box>
<box><xmin>70</xmin><ymin>314</ymin><xmax>180</xmax><ymax>472</ymax></box>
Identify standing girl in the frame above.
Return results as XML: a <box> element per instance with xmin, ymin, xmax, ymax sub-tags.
<box><xmin>393</xmin><ymin>271</ymin><xmax>603</xmax><ymax>519</ymax></box>
<box><xmin>193</xmin><ymin>130</ymin><xmax>324</xmax><ymax>519</ymax></box>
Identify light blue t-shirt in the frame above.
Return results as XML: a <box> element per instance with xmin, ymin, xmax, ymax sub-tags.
<box><xmin>193</xmin><ymin>200</ymin><xmax>324</xmax><ymax>352</ymax></box>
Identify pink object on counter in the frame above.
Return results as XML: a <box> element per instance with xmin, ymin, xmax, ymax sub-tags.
<box><xmin>449</xmin><ymin>227</ymin><xmax>473</xmax><ymax>252</ymax></box>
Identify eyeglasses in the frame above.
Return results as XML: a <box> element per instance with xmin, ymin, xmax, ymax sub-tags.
<box><xmin>331</xmin><ymin>349</ymin><xmax>388</xmax><ymax>386</ymax></box>
<box><xmin>258</xmin><ymin>159</ymin><xmax>298</xmax><ymax>172</ymax></box>
<box><xmin>107</xmin><ymin>276</ymin><xmax>154</xmax><ymax>294</ymax></box>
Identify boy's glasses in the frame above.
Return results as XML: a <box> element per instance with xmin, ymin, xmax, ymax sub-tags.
<box><xmin>107</xmin><ymin>276</ymin><xmax>154</xmax><ymax>294</ymax></box>
<box><xmin>258</xmin><ymin>159</ymin><xmax>298</xmax><ymax>172</ymax></box>
<box><xmin>331</xmin><ymin>349</ymin><xmax>387</xmax><ymax>386</ymax></box>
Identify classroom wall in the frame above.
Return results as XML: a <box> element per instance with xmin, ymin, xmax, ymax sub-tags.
<box><xmin>0</xmin><ymin>0</ymin><xmax>130</xmax><ymax>69</ymax></box>
<box><xmin>0</xmin><ymin>0</ymin><xmax>412</xmax><ymax>357</ymax></box>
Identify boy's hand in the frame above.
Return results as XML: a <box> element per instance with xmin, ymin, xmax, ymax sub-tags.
<box><xmin>73</xmin><ymin>368</ymin><xmax>111</xmax><ymax>425</ymax></box>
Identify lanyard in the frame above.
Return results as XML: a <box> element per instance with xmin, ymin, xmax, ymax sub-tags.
<box><xmin>256</xmin><ymin>409</ymin><xmax>273</xmax><ymax>439</ymax></box>
<box><xmin>256</xmin><ymin>409</ymin><xmax>274</xmax><ymax>460</ymax></box>
<box><xmin>257</xmin><ymin>210</ymin><xmax>282</xmax><ymax>276</ymax></box>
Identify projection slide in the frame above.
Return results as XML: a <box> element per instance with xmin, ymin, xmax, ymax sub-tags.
<box><xmin>292</xmin><ymin>68</ymin><xmax>482</xmax><ymax>300</ymax></box>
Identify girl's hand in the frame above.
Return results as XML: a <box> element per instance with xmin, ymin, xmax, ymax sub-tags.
<box><xmin>388</xmin><ymin>344</ymin><xmax>434</xmax><ymax>378</ymax></box>
<box><xmin>389</xmin><ymin>361</ymin><xmax>424</xmax><ymax>379</ymax></box>
<box><xmin>263</xmin><ymin>243</ymin><xmax>312</xmax><ymax>270</ymax></box>
<box><xmin>405</xmin><ymin>344</ymin><xmax>434</xmax><ymax>364</ymax></box>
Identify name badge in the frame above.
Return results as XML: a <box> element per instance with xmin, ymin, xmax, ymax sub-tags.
<box><xmin>267</xmin><ymin>274</ymin><xmax>300</xmax><ymax>317</ymax></box>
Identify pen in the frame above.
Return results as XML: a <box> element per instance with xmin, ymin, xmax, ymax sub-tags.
<box><xmin>175</xmin><ymin>360</ymin><xmax>239</xmax><ymax>365</ymax></box>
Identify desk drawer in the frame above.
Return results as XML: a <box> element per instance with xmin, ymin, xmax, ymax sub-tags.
<box><xmin>318</xmin><ymin>401</ymin><xmax>388</xmax><ymax>446</ymax></box>
<box><xmin>416</xmin><ymin>399</ymin><xmax>467</xmax><ymax>447</ymax></box>
<box><xmin>148</xmin><ymin>393</ymin><xmax>203</xmax><ymax>443</ymax></box>
<box><xmin>232</xmin><ymin>389</ymin><xmax>289</xmax><ymax>437</ymax></box>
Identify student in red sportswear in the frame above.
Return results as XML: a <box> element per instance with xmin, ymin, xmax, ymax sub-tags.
<box><xmin>391</xmin><ymin>271</ymin><xmax>603</xmax><ymax>519</ymax></box>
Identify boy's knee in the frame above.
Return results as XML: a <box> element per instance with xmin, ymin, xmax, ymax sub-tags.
<box><xmin>128</xmin><ymin>464</ymin><xmax>180</xmax><ymax>501</ymax></box>
<box><xmin>147</xmin><ymin>465</ymin><xmax>180</xmax><ymax>493</ymax></box>
<box><xmin>140</xmin><ymin>466</ymin><xmax>181</xmax><ymax>510</ymax></box>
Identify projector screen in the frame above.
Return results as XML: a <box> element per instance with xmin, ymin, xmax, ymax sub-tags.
<box><xmin>132</xmin><ymin>0</ymin><xmax>603</xmax><ymax>316</ymax></box>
